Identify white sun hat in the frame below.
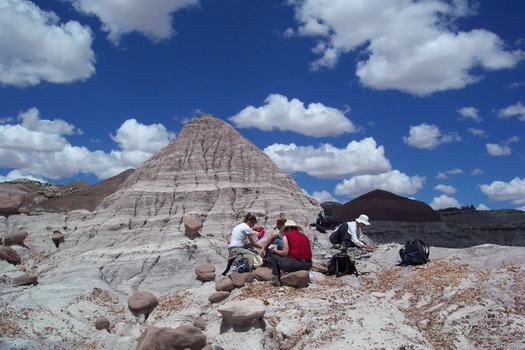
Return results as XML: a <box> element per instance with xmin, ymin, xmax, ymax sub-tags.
<box><xmin>355</xmin><ymin>214</ymin><xmax>370</xmax><ymax>226</ymax></box>
<box><xmin>279</xmin><ymin>220</ymin><xmax>304</xmax><ymax>234</ymax></box>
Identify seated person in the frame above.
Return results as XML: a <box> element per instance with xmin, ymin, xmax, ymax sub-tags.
<box><xmin>260</xmin><ymin>218</ymin><xmax>287</xmax><ymax>262</ymax></box>
<box><xmin>228</xmin><ymin>213</ymin><xmax>263</xmax><ymax>259</ymax></box>
<box><xmin>269</xmin><ymin>219</ymin><xmax>312</xmax><ymax>286</ymax></box>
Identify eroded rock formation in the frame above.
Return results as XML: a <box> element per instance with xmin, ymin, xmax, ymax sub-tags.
<box><xmin>96</xmin><ymin>114</ymin><xmax>321</xmax><ymax>234</ymax></box>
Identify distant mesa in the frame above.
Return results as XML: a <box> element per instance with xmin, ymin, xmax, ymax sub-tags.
<box><xmin>331</xmin><ymin>189</ymin><xmax>441</xmax><ymax>223</ymax></box>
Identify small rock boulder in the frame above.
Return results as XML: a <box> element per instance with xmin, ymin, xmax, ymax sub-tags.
<box><xmin>0</xmin><ymin>192</ymin><xmax>24</xmax><ymax>215</ymax></box>
<box><xmin>215</xmin><ymin>277</ymin><xmax>235</xmax><ymax>292</ymax></box>
<box><xmin>208</xmin><ymin>291</ymin><xmax>230</xmax><ymax>304</ymax></box>
<box><xmin>229</xmin><ymin>271</ymin><xmax>254</xmax><ymax>288</ymax></box>
<box><xmin>128</xmin><ymin>291</ymin><xmax>159</xmax><ymax>320</ymax></box>
<box><xmin>183</xmin><ymin>215</ymin><xmax>202</xmax><ymax>239</ymax></box>
<box><xmin>254</xmin><ymin>267</ymin><xmax>273</xmax><ymax>281</ymax></box>
<box><xmin>281</xmin><ymin>270</ymin><xmax>310</xmax><ymax>288</ymax></box>
<box><xmin>195</xmin><ymin>263</ymin><xmax>216</xmax><ymax>281</ymax></box>
<box><xmin>52</xmin><ymin>230</ymin><xmax>65</xmax><ymax>248</ymax></box>
<box><xmin>136</xmin><ymin>325</ymin><xmax>207</xmax><ymax>350</ymax></box>
<box><xmin>12</xmin><ymin>275</ymin><xmax>38</xmax><ymax>287</ymax></box>
<box><xmin>217</xmin><ymin>298</ymin><xmax>266</xmax><ymax>327</ymax></box>
<box><xmin>0</xmin><ymin>246</ymin><xmax>21</xmax><ymax>265</ymax></box>
<box><xmin>95</xmin><ymin>317</ymin><xmax>111</xmax><ymax>332</ymax></box>
<box><xmin>193</xmin><ymin>315</ymin><xmax>207</xmax><ymax>330</ymax></box>
<box><xmin>3</xmin><ymin>231</ymin><xmax>29</xmax><ymax>248</ymax></box>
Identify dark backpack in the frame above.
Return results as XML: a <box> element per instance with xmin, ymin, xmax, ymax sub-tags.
<box><xmin>398</xmin><ymin>239</ymin><xmax>430</xmax><ymax>265</ymax></box>
<box><xmin>222</xmin><ymin>254</ymin><xmax>252</xmax><ymax>275</ymax></box>
<box><xmin>327</xmin><ymin>252</ymin><xmax>358</xmax><ymax>277</ymax></box>
<box><xmin>231</xmin><ymin>257</ymin><xmax>251</xmax><ymax>273</ymax></box>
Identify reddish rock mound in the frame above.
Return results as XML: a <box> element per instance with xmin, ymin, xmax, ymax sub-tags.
<box><xmin>332</xmin><ymin>189</ymin><xmax>441</xmax><ymax>223</ymax></box>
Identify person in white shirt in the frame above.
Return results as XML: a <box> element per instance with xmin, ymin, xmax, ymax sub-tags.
<box><xmin>329</xmin><ymin>214</ymin><xmax>376</xmax><ymax>251</ymax></box>
<box><xmin>228</xmin><ymin>213</ymin><xmax>263</xmax><ymax>257</ymax></box>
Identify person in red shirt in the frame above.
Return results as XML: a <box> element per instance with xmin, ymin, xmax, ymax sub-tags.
<box><xmin>269</xmin><ymin>219</ymin><xmax>312</xmax><ymax>286</ymax></box>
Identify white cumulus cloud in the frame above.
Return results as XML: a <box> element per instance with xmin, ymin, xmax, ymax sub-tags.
<box><xmin>264</xmin><ymin>137</ymin><xmax>391</xmax><ymax>179</ymax></box>
<box><xmin>403</xmin><ymin>123</ymin><xmax>461</xmax><ymax>149</ymax></box>
<box><xmin>493</xmin><ymin>102</ymin><xmax>525</xmax><ymax>121</ymax></box>
<box><xmin>486</xmin><ymin>143</ymin><xmax>511</xmax><ymax>156</ymax></box>
<box><xmin>434</xmin><ymin>184</ymin><xmax>457</xmax><ymax>195</ymax></box>
<box><xmin>110</xmin><ymin>119</ymin><xmax>175</xmax><ymax>153</ymax></box>
<box><xmin>480</xmin><ymin>177</ymin><xmax>525</xmax><ymax>205</ymax></box>
<box><xmin>287</xmin><ymin>0</ymin><xmax>524</xmax><ymax>96</ymax></box>
<box><xmin>430</xmin><ymin>194</ymin><xmax>461</xmax><ymax>210</ymax></box>
<box><xmin>67</xmin><ymin>0</ymin><xmax>199</xmax><ymax>44</ymax></box>
<box><xmin>486</xmin><ymin>136</ymin><xmax>519</xmax><ymax>156</ymax></box>
<box><xmin>334</xmin><ymin>170</ymin><xmax>425</xmax><ymax>198</ymax></box>
<box><xmin>467</xmin><ymin>128</ymin><xmax>487</xmax><ymax>137</ymax></box>
<box><xmin>309</xmin><ymin>190</ymin><xmax>337</xmax><ymax>204</ymax></box>
<box><xmin>229</xmin><ymin>94</ymin><xmax>357</xmax><ymax>137</ymax></box>
<box><xmin>0</xmin><ymin>108</ymin><xmax>175</xmax><ymax>180</ymax></box>
<box><xmin>457</xmin><ymin>107</ymin><xmax>482</xmax><ymax>122</ymax></box>
<box><xmin>0</xmin><ymin>0</ymin><xmax>95</xmax><ymax>87</ymax></box>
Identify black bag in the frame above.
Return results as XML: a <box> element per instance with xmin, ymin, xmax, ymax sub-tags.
<box><xmin>327</xmin><ymin>252</ymin><xmax>358</xmax><ymax>277</ymax></box>
<box><xmin>399</xmin><ymin>239</ymin><xmax>430</xmax><ymax>265</ymax></box>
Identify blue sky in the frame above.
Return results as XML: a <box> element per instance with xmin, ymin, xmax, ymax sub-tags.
<box><xmin>1</xmin><ymin>0</ymin><xmax>524</xmax><ymax>211</ymax></box>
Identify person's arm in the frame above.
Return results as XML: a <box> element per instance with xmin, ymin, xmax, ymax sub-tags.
<box><xmin>353</xmin><ymin>225</ymin><xmax>376</xmax><ymax>250</ymax></box>
<box><xmin>271</xmin><ymin>236</ymin><xmax>289</xmax><ymax>256</ymax></box>
<box><xmin>260</xmin><ymin>232</ymin><xmax>278</xmax><ymax>257</ymax></box>
<box><xmin>247</xmin><ymin>233</ymin><xmax>263</xmax><ymax>249</ymax></box>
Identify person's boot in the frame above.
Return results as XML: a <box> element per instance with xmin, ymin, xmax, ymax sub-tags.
<box><xmin>271</xmin><ymin>276</ymin><xmax>281</xmax><ymax>286</ymax></box>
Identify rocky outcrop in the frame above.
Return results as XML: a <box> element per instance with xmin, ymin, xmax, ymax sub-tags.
<box><xmin>30</xmin><ymin>171</ymin><xmax>133</xmax><ymax>213</ymax></box>
<box><xmin>96</xmin><ymin>114</ymin><xmax>321</xmax><ymax>235</ymax></box>
<box><xmin>0</xmin><ymin>174</ymin><xmax>131</xmax><ymax>215</ymax></box>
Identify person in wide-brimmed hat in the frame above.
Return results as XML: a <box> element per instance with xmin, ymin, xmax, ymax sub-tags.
<box><xmin>268</xmin><ymin>219</ymin><xmax>312</xmax><ymax>286</ymax></box>
<box><xmin>329</xmin><ymin>214</ymin><xmax>376</xmax><ymax>251</ymax></box>
<box><xmin>260</xmin><ymin>217</ymin><xmax>287</xmax><ymax>262</ymax></box>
